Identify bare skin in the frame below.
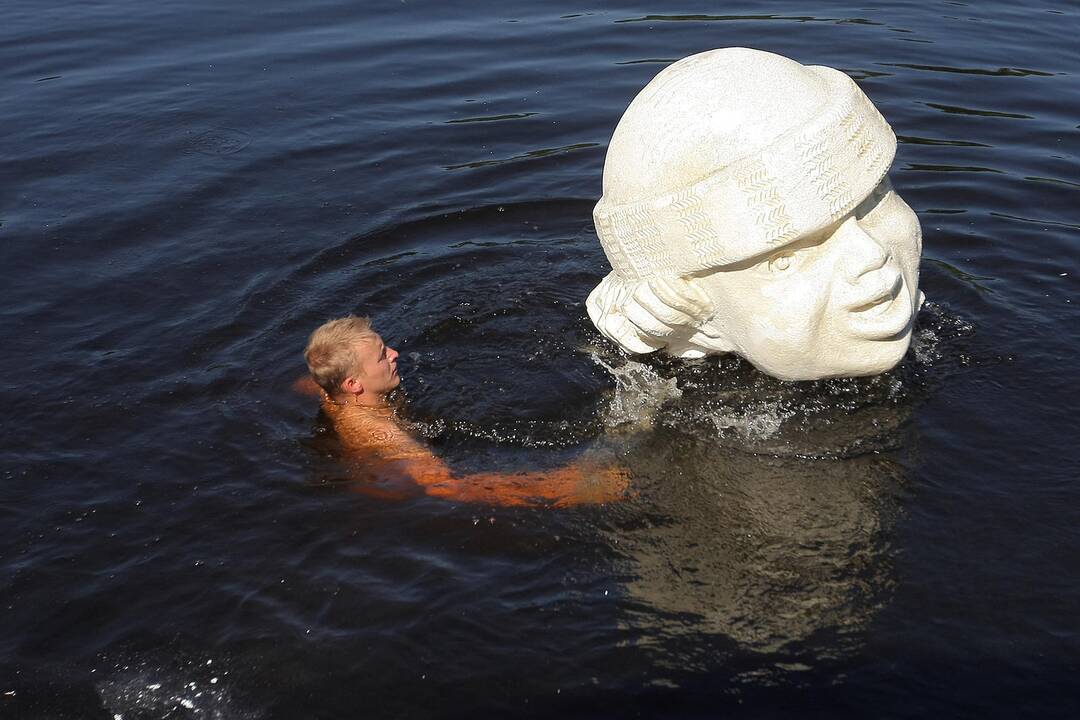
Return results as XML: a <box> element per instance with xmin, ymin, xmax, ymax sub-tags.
<box><xmin>297</xmin><ymin>338</ymin><xmax>627</xmax><ymax>508</ymax></box>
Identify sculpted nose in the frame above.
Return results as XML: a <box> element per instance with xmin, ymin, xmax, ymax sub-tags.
<box><xmin>836</xmin><ymin>217</ymin><xmax>889</xmax><ymax>281</ymax></box>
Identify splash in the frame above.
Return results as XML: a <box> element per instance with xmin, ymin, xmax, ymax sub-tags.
<box><xmin>910</xmin><ymin>300</ymin><xmax>972</xmax><ymax>366</ymax></box>
<box><xmin>707</xmin><ymin>402</ymin><xmax>794</xmax><ymax>441</ymax></box>
<box><xmin>589</xmin><ymin>351</ymin><xmax>682</xmax><ymax>429</ymax></box>
<box><xmin>582</xmin><ymin>301</ymin><xmax>973</xmax><ymax>456</ymax></box>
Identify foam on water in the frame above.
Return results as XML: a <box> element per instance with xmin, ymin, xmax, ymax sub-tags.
<box><xmin>707</xmin><ymin>402</ymin><xmax>793</xmax><ymax>441</ymax></box>
<box><xmin>95</xmin><ymin>653</ymin><xmax>255</xmax><ymax>720</ymax></box>
<box><xmin>578</xmin><ymin>301</ymin><xmax>974</xmax><ymax>457</ymax></box>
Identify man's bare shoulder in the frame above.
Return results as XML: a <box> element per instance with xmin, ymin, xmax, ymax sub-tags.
<box><xmin>324</xmin><ymin>403</ymin><xmax>425</xmax><ymax>458</ymax></box>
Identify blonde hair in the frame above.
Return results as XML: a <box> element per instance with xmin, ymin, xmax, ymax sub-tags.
<box><xmin>304</xmin><ymin>315</ymin><xmax>378</xmax><ymax>394</ymax></box>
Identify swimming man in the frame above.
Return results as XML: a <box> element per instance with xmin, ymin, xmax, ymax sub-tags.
<box><xmin>297</xmin><ymin>315</ymin><xmax>627</xmax><ymax>507</ymax></box>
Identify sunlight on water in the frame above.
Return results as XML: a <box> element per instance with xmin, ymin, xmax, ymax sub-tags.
<box><xmin>96</xmin><ymin>653</ymin><xmax>254</xmax><ymax>720</ymax></box>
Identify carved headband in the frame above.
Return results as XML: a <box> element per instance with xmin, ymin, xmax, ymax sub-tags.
<box><xmin>593</xmin><ymin>67</ymin><xmax>897</xmax><ymax>282</ymax></box>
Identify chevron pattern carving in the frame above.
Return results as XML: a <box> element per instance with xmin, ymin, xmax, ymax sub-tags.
<box><xmin>736</xmin><ymin>159</ymin><xmax>797</xmax><ymax>246</ymax></box>
<box><xmin>592</xmin><ymin>55</ymin><xmax>896</xmax><ymax>281</ymax></box>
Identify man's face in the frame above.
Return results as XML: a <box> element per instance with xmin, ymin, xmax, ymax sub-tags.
<box><xmin>688</xmin><ymin>179</ymin><xmax>923</xmax><ymax>380</ymax></box>
<box><xmin>353</xmin><ymin>334</ymin><xmax>401</xmax><ymax>395</ymax></box>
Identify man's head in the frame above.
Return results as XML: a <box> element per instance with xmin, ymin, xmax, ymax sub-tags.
<box><xmin>587</xmin><ymin>47</ymin><xmax>924</xmax><ymax>380</ymax></box>
<box><xmin>304</xmin><ymin>316</ymin><xmax>400</xmax><ymax>402</ymax></box>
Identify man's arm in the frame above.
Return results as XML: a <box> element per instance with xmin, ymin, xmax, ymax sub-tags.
<box><xmin>332</xmin><ymin>407</ymin><xmax>627</xmax><ymax>508</ymax></box>
<box><xmin>424</xmin><ymin>465</ymin><xmax>629</xmax><ymax>508</ymax></box>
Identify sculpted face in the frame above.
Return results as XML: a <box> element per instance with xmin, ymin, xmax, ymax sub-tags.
<box><xmin>587</xmin><ymin>48</ymin><xmax>925</xmax><ymax>380</ymax></box>
<box><xmin>687</xmin><ymin>179</ymin><xmax>923</xmax><ymax>379</ymax></box>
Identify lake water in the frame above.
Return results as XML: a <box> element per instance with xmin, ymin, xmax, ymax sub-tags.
<box><xmin>2</xmin><ymin>0</ymin><xmax>1079</xmax><ymax>717</ymax></box>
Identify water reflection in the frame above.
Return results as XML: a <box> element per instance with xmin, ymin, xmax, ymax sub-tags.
<box><xmin>925</xmin><ymin>258</ymin><xmax>996</xmax><ymax>294</ymax></box>
<box><xmin>614</xmin><ymin>436</ymin><xmax>903</xmax><ymax>658</ymax></box>
<box><xmin>991</xmin><ymin>211</ymin><xmax>1080</xmax><ymax>231</ymax></box>
<box><xmin>615</xmin><ymin>58</ymin><xmax>679</xmax><ymax>66</ymax></box>
<box><xmin>445</xmin><ymin>112</ymin><xmax>538</xmax><ymax>124</ymax></box>
<box><xmin>1024</xmin><ymin>176</ymin><xmax>1080</xmax><ymax>190</ymax></box>
<box><xmin>840</xmin><ymin>68</ymin><xmax>893</xmax><ymax>81</ymax></box>
<box><xmin>882</xmin><ymin>63</ymin><xmax>1053</xmax><ymax>77</ymax></box>
<box><xmin>443</xmin><ymin>142</ymin><xmax>598</xmax><ymax>170</ymax></box>
<box><xmin>897</xmin><ymin>134</ymin><xmax>991</xmax><ymax>148</ymax></box>
<box><xmin>615</xmin><ymin>14</ymin><xmax>825</xmax><ymax>24</ymax></box>
<box><xmin>924</xmin><ymin>102</ymin><xmax>1033</xmax><ymax>119</ymax></box>
<box><xmin>906</xmin><ymin>163</ymin><xmax>1003</xmax><ymax>174</ymax></box>
<box><xmin>588</xmin><ymin>307</ymin><xmax>971</xmax><ymax>660</ymax></box>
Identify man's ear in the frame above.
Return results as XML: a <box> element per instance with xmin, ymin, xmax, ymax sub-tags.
<box><xmin>340</xmin><ymin>375</ymin><xmax>364</xmax><ymax>396</ymax></box>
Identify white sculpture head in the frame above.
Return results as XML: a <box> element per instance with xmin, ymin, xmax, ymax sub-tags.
<box><xmin>587</xmin><ymin>48</ymin><xmax>924</xmax><ymax>381</ymax></box>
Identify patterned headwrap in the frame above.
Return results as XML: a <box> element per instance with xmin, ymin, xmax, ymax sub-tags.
<box><xmin>593</xmin><ymin>66</ymin><xmax>896</xmax><ymax>282</ymax></box>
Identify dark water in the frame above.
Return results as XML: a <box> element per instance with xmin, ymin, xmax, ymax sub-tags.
<box><xmin>3</xmin><ymin>0</ymin><xmax>1079</xmax><ymax>717</ymax></box>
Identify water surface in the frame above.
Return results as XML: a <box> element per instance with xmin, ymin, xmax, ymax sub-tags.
<box><xmin>2</xmin><ymin>0</ymin><xmax>1078</xmax><ymax>717</ymax></box>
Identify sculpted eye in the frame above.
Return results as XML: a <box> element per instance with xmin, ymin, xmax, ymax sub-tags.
<box><xmin>768</xmin><ymin>252</ymin><xmax>794</xmax><ymax>273</ymax></box>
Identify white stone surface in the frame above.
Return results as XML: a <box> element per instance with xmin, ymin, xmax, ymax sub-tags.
<box><xmin>587</xmin><ymin>48</ymin><xmax>924</xmax><ymax>380</ymax></box>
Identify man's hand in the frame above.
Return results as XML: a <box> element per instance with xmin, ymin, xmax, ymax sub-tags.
<box><xmin>293</xmin><ymin>376</ymin><xmax>323</xmax><ymax>397</ymax></box>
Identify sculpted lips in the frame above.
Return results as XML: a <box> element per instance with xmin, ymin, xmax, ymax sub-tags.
<box><xmin>846</xmin><ymin>270</ymin><xmax>914</xmax><ymax>340</ymax></box>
